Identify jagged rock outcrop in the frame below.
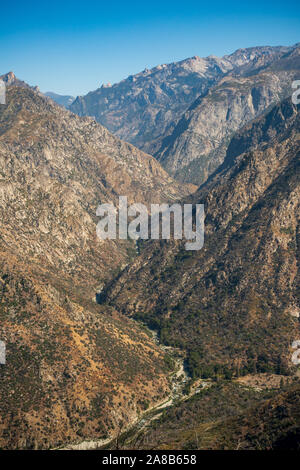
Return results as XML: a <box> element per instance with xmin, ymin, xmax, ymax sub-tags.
<box><xmin>155</xmin><ymin>45</ymin><xmax>300</xmax><ymax>184</ymax></box>
<box><xmin>69</xmin><ymin>46</ymin><xmax>292</xmax><ymax>156</ymax></box>
<box><xmin>0</xmin><ymin>84</ymin><xmax>188</xmax><ymax>448</ymax></box>
<box><xmin>0</xmin><ymin>71</ymin><xmax>39</xmax><ymax>91</ymax></box>
<box><xmin>0</xmin><ymin>86</ymin><xmax>190</xmax><ymax>290</ymax></box>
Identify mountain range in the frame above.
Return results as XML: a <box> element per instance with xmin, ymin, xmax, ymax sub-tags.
<box><xmin>0</xmin><ymin>84</ymin><xmax>190</xmax><ymax>449</ymax></box>
<box><xmin>69</xmin><ymin>44</ymin><xmax>300</xmax><ymax>185</ymax></box>
<box><xmin>0</xmin><ymin>43</ymin><xmax>299</xmax><ymax>450</ymax></box>
<box><xmin>100</xmin><ymin>96</ymin><xmax>300</xmax><ymax>380</ymax></box>
<box><xmin>44</xmin><ymin>92</ymin><xmax>75</xmax><ymax>108</ymax></box>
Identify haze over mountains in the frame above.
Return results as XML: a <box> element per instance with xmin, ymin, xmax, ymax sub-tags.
<box><xmin>0</xmin><ymin>42</ymin><xmax>299</xmax><ymax>450</ymax></box>
<box><xmin>156</xmin><ymin>45</ymin><xmax>300</xmax><ymax>184</ymax></box>
<box><xmin>44</xmin><ymin>92</ymin><xmax>75</xmax><ymax>108</ymax></box>
<box><xmin>70</xmin><ymin>44</ymin><xmax>300</xmax><ymax>185</ymax></box>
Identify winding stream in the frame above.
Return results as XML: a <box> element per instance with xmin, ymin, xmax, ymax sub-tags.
<box><xmin>59</xmin><ymin>328</ymin><xmax>210</xmax><ymax>450</ymax></box>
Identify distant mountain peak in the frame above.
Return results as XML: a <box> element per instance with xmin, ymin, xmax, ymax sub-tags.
<box><xmin>0</xmin><ymin>71</ymin><xmax>39</xmax><ymax>91</ymax></box>
<box><xmin>69</xmin><ymin>44</ymin><xmax>296</xmax><ymax>158</ymax></box>
<box><xmin>44</xmin><ymin>91</ymin><xmax>75</xmax><ymax>108</ymax></box>
<box><xmin>2</xmin><ymin>71</ymin><xmax>16</xmax><ymax>81</ymax></box>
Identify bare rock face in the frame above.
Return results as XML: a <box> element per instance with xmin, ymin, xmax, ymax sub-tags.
<box><xmin>70</xmin><ymin>55</ymin><xmax>232</xmax><ymax>154</ymax></box>
<box><xmin>0</xmin><ymin>45</ymin><xmax>299</xmax><ymax>449</ymax></box>
<box><xmin>224</xmin><ymin>45</ymin><xmax>293</xmax><ymax>72</ymax></box>
<box><xmin>69</xmin><ymin>45</ymin><xmax>293</xmax><ymax>159</ymax></box>
<box><xmin>0</xmin><ymin>85</ymin><xmax>188</xmax><ymax>449</ymax></box>
<box><xmin>0</xmin><ymin>86</ymin><xmax>189</xmax><ymax>290</ymax></box>
<box><xmin>155</xmin><ymin>45</ymin><xmax>300</xmax><ymax>185</ymax></box>
<box><xmin>101</xmin><ymin>97</ymin><xmax>300</xmax><ymax>380</ymax></box>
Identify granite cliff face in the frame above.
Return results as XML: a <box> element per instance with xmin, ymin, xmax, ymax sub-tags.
<box><xmin>155</xmin><ymin>45</ymin><xmax>300</xmax><ymax>184</ymax></box>
<box><xmin>101</xmin><ymin>97</ymin><xmax>300</xmax><ymax>379</ymax></box>
<box><xmin>0</xmin><ymin>45</ymin><xmax>299</xmax><ymax>450</ymax></box>
<box><xmin>70</xmin><ymin>55</ymin><xmax>232</xmax><ymax>155</ymax></box>
<box><xmin>0</xmin><ymin>84</ymin><xmax>189</xmax><ymax>449</ymax></box>
<box><xmin>69</xmin><ymin>46</ymin><xmax>295</xmax><ymax>165</ymax></box>
<box><xmin>69</xmin><ymin>46</ymin><xmax>292</xmax><ymax>157</ymax></box>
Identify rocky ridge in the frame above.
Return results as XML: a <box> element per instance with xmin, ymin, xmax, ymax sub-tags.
<box><xmin>69</xmin><ymin>45</ymin><xmax>294</xmax><ymax>162</ymax></box>
<box><xmin>155</xmin><ymin>45</ymin><xmax>300</xmax><ymax>184</ymax></box>
<box><xmin>0</xmin><ymin>83</ymin><xmax>189</xmax><ymax>448</ymax></box>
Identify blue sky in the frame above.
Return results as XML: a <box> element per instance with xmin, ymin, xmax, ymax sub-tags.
<box><xmin>0</xmin><ymin>0</ymin><xmax>299</xmax><ymax>96</ymax></box>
